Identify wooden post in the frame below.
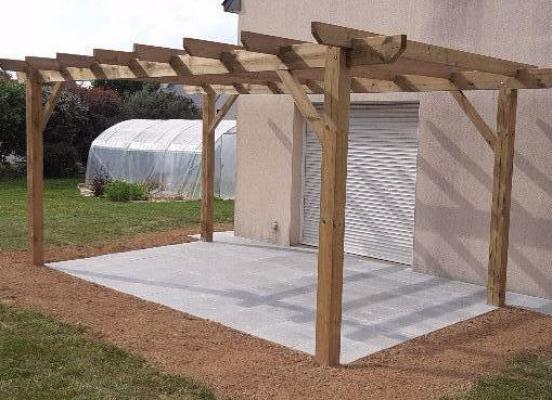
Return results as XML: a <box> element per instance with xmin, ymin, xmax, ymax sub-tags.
<box><xmin>315</xmin><ymin>47</ymin><xmax>351</xmax><ymax>366</ymax></box>
<box><xmin>26</xmin><ymin>71</ymin><xmax>44</xmax><ymax>266</ymax></box>
<box><xmin>201</xmin><ymin>90</ymin><xmax>216</xmax><ymax>242</ymax></box>
<box><xmin>487</xmin><ymin>88</ymin><xmax>518</xmax><ymax>306</ymax></box>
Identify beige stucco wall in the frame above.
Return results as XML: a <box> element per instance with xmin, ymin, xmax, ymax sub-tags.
<box><xmin>234</xmin><ymin>0</ymin><xmax>552</xmax><ymax>299</ymax></box>
<box><xmin>234</xmin><ymin>95</ymin><xmax>304</xmax><ymax>245</ymax></box>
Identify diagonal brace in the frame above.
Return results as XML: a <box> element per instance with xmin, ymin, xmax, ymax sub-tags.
<box><xmin>276</xmin><ymin>70</ymin><xmax>326</xmax><ymax>142</ymax></box>
<box><xmin>450</xmin><ymin>90</ymin><xmax>497</xmax><ymax>149</ymax></box>
<box><xmin>40</xmin><ymin>82</ymin><xmax>64</xmax><ymax>132</ymax></box>
<box><xmin>208</xmin><ymin>94</ymin><xmax>239</xmax><ymax>132</ymax></box>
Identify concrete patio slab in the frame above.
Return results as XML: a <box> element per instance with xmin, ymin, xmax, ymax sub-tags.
<box><xmin>48</xmin><ymin>232</ymin><xmax>552</xmax><ymax>364</ymax></box>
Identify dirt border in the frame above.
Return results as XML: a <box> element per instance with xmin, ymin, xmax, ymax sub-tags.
<box><xmin>1</xmin><ymin>228</ymin><xmax>551</xmax><ymax>400</ymax></box>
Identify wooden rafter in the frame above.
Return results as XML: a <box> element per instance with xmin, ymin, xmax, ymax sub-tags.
<box><xmin>1</xmin><ymin>22</ymin><xmax>549</xmax><ymax>96</ymax></box>
<box><xmin>312</xmin><ymin>21</ymin><xmax>379</xmax><ymax>47</ymax></box>
<box><xmin>241</xmin><ymin>31</ymin><xmax>305</xmax><ymax>54</ymax></box>
<box><xmin>184</xmin><ymin>38</ymin><xmax>243</xmax><ymax>58</ymax></box>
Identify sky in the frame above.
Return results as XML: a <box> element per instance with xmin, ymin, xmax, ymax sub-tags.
<box><xmin>0</xmin><ymin>0</ymin><xmax>238</xmax><ymax>60</ymax></box>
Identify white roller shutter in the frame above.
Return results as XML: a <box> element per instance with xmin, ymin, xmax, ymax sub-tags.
<box><xmin>302</xmin><ymin>102</ymin><xmax>419</xmax><ymax>265</ymax></box>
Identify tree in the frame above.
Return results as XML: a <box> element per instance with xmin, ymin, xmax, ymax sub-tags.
<box><xmin>0</xmin><ymin>79</ymin><xmax>25</xmax><ymax>162</ymax></box>
<box><xmin>91</xmin><ymin>79</ymin><xmax>160</xmax><ymax>97</ymax></box>
<box><xmin>42</xmin><ymin>87</ymin><xmax>91</xmax><ymax>177</ymax></box>
<box><xmin>0</xmin><ymin>80</ymin><xmax>200</xmax><ymax>177</ymax></box>
<box><xmin>69</xmin><ymin>85</ymin><xmax>124</xmax><ymax>164</ymax></box>
<box><xmin>123</xmin><ymin>89</ymin><xmax>200</xmax><ymax>120</ymax></box>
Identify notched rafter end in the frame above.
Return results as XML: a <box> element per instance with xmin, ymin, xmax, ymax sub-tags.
<box><xmin>350</xmin><ymin>34</ymin><xmax>407</xmax><ymax>66</ymax></box>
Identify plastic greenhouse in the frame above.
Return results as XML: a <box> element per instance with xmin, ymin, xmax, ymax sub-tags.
<box><xmin>85</xmin><ymin>119</ymin><xmax>236</xmax><ymax>199</ymax></box>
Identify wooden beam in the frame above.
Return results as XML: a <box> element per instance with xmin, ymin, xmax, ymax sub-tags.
<box><xmin>57</xmin><ymin>53</ymin><xmax>98</xmax><ymax>80</ymax></box>
<box><xmin>40</xmin><ymin>82</ymin><xmax>64</xmax><ymax>132</ymax></box>
<box><xmin>0</xmin><ymin>58</ymin><xmax>27</xmax><ymax>72</ymax></box>
<box><xmin>311</xmin><ymin>21</ymin><xmax>379</xmax><ymax>46</ymax></box>
<box><xmin>240</xmin><ymin>31</ymin><xmax>306</xmax><ymax>55</ymax></box>
<box><xmin>487</xmin><ymin>88</ymin><xmax>518</xmax><ymax>306</ymax></box>
<box><xmin>201</xmin><ymin>89</ymin><xmax>216</xmax><ymax>242</ymax></box>
<box><xmin>315</xmin><ymin>46</ymin><xmax>351</xmax><ymax>367</ymax></box>
<box><xmin>25</xmin><ymin>70</ymin><xmax>44</xmax><ymax>266</ymax></box>
<box><xmin>350</xmin><ymin>35</ymin><xmax>407</xmax><ymax>66</ymax></box>
<box><xmin>276</xmin><ymin>70</ymin><xmax>326</xmax><ymax>141</ymax></box>
<box><xmin>401</xmin><ymin>40</ymin><xmax>535</xmax><ymax>78</ymax></box>
<box><xmin>450</xmin><ymin>91</ymin><xmax>497</xmax><ymax>148</ymax></box>
<box><xmin>93</xmin><ymin>49</ymin><xmax>152</xmax><ymax>78</ymax></box>
<box><xmin>183</xmin><ymin>38</ymin><xmax>243</xmax><ymax>59</ymax></box>
<box><xmin>311</xmin><ymin>21</ymin><xmax>534</xmax><ymax>77</ymax></box>
<box><xmin>208</xmin><ymin>94</ymin><xmax>239</xmax><ymax>132</ymax></box>
<box><xmin>134</xmin><ymin>43</ymin><xmax>186</xmax><ymax>63</ymax></box>
<box><xmin>26</xmin><ymin>57</ymin><xmax>65</xmax><ymax>82</ymax></box>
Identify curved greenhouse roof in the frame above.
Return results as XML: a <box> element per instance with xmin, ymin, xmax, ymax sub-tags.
<box><xmin>86</xmin><ymin>119</ymin><xmax>236</xmax><ymax>199</ymax></box>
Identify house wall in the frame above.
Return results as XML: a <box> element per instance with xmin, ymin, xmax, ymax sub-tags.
<box><xmin>234</xmin><ymin>0</ymin><xmax>552</xmax><ymax>299</ymax></box>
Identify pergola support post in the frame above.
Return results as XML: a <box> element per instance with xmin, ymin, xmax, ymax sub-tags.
<box><xmin>487</xmin><ymin>88</ymin><xmax>518</xmax><ymax>306</ymax></box>
<box><xmin>201</xmin><ymin>89</ymin><xmax>216</xmax><ymax>242</ymax></box>
<box><xmin>315</xmin><ymin>46</ymin><xmax>351</xmax><ymax>366</ymax></box>
<box><xmin>26</xmin><ymin>71</ymin><xmax>44</xmax><ymax>266</ymax></box>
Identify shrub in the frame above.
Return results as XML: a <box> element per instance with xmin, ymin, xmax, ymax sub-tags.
<box><xmin>128</xmin><ymin>183</ymin><xmax>147</xmax><ymax>201</ymax></box>
<box><xmin>89</xmin><ymin>171</ymin><xmax>111</xmax><ymax>197</ymax></box>
<box><xmin>0</xmin><ymin>80</ymin><xmax>26</xmax><ymax>161</ymax></box>
<box><xmin>122</xmin><ymin>89</ymin><xmax>200</xmax><ymax>119</ymax></box>
<box><xmin>0</xmin><ymin>159</ymin><xmax>25</xmax><ymax>179</ymax></box>
<box><xmin>43</xmin><ymin>142</ymin><xmax>80</xmax><ymax>177</ymax></box>
<box><xmin>105</xmin><ymin>181</ymin><xmax>147</xmax><ymax>202</ymax></box>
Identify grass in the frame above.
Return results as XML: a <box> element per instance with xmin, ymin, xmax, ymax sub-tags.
<box><xmin>0</xmin><ymin>302</ymin><xmax>215</xmax><ymax>400</ymax></box>
<box><xmin>0</xmin><ymin>178</ymin><xmax>234</xmax><ymax>250</ymax></box>
<box><xmin>443</xmin><ymin>353</ymin><xmax>552</xmax><ymax>400</ymax></box>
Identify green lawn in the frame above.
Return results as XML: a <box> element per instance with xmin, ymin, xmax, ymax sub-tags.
<box><xmin>0</xmin><ymin>178</ymin><xmax>233</xmax><ymax>251</ymax></box>
<box><xmin>443</xmin><ymin>354</ymin><xmax>552</xmax><ymax>400</ymax></box>
<box><xmin>0</xmin><ymin>303</ymin><xmax>214</xmax><ymax>400</ymax></box>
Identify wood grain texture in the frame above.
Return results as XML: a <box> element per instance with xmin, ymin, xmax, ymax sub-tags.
<box><xmin>276</xmin><ymin>70</ymin><xmax>325</xmax><ymax>141</ymax></box>
<box><xmin>25</xmin><ymin>71</ymin><xmax>44</xmax><ymax>266</ymax></box>
<box><xmin>40</xmin><ymin>82</ymin><xmax>64</xmax><ymax>132</ymax></box>
<box><xmin>487</xmin><ymin>89</ymin><xmax>518</xmax><ymax>306</ymax></box>
<box><xmin>315</xmin><ymin>46</ymin><xmax>351</xmax><ymax>366</ymax></box>
<box><xmin>201</xmin><ymin>91</ymin><xmax>216</xmax><ymax>242</ymax></box>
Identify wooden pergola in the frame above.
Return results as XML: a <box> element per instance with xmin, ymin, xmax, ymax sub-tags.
<box><xmin>2</xmin><ymin>22</ymin><xmax>551</xmax><ymax>366</ymax></box>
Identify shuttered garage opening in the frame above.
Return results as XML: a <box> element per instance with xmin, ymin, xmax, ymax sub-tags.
<box><xmin>302</xmin><ymin>102</ymin><xmax>419</xmax><ymax>265</ymax></box>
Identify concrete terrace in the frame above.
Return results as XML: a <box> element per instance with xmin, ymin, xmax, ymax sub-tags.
<box><xmin>48</xmin><ymin>232</ymin><xmax>552</xmax><ymax>364</ymax></box>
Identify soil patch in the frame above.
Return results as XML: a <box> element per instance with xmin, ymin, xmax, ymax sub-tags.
<box><xmin>1</xmin><ymin>227</ymin><xmax>551</xmax><ymax>400</ymax></box>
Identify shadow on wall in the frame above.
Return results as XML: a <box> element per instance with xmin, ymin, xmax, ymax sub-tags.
<box><xmin>415</xmin><ymin>119</ymin><xmax>552</xmax><ymax>298</ymax></box>
<box><xmin>268</xmin><ymin>118</ymin><xmax>293</xmax><ymax>154</ymax></box>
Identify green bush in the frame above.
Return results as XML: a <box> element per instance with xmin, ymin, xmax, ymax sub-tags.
<box><xmin>0</xmin><ymin>159</ymin><xmax>25</xmax><ymax>179</ymax></box>
<box><xmin>104</xmin><ymin>181</ymin><xmax>147</xmax><ymax>202</ymax></box>
<box><xmin>44</xmin><ymin>142</ymin><xmax>81</xmax><ymax>177</ymax></box>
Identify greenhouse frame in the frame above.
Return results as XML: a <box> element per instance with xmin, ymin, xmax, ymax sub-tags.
<box><xmin>86</xmin><ymin>119</ymin><xmax>236</xmax><ymax>199</ymax></box>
